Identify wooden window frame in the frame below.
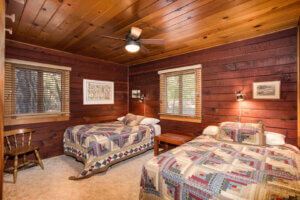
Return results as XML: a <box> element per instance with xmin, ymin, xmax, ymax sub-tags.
<box><xmin>4</xmin><ymin>59</ymin><xmax>71</xmax><ymax>125</ymax></box>
<box><xmin>159</xmin><ymin>64</ymin><xmax>202</xmax><ymax>123</ymax></box>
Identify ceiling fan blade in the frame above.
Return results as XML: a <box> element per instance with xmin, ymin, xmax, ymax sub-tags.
<box><xmin>130</xmin><ymin>27</ymin><xmax>142</xmax><ymax>38</ymax></box>
<box><xmin>112</xmin><ymin>44</ymin><xmax>126</xmax><ymax>51</ymax></box>
<box><xmin>100</xmin><ymin>35</ymin><xmax>126</xmax><ymax>41</ymax></box>
<box><xmin>140</xmin><ymin>44</ymin><xmax>149</xmax><ymax>54</ymax></box>
<box><xmin>140</xmin><ymin>38</ymin><xmax>165</xmax><ymax>45</ymax></box>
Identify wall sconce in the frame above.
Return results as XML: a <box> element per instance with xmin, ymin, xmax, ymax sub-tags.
<box><xmin>236</xmin><ymin>91</ymin><xmax>244</xmax><ymax>102</ymax></box>
<box><xmin>139</xmin><ymin>94</ymin><xmax>146</xmax><ymax>116</ymax></box>
<box><xmin>139</xmin><ymin>94</ymin><xmax>145</xmax><ymax>103</ymax></box>
<box><xmin>5</xmin><ymin>13</ymin><xmax>15</xmax><ymax>23</ymax></box>
<box><xmin>5</xmin><ymin>28</ymin><xmax>12</xmax><ymax>35</ymax></box>
<box><xmin>236</xmin><ymin>91</ymin><xmax>244</xmax><ymax>122</ymax></box>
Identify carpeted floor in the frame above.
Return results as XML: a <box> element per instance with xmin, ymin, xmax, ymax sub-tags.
<box><xmin>3</xmin><ymin>150</ymin><xmax>154</xmax><ymax>200</ymax></box>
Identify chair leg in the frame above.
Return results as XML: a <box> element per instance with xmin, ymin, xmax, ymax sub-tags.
<box><xmin>4</xmin><ymin>156</ymin><xmax>8</xmax><ymax>169</ymax></box>
<box><xmin>23</xmin><ymin>154</ymin><xmax>27</xmax><ymax>163</ymax></box>
<box><xmin>164</xmin><ymin>142</ymin><xmax>169</xmax><ymax>151</ymax></box>
<box><xmin>13</xmin><ymin>155</ymin><xmax>18</xmax><ymax>184</ymax></box>
<box><xmin>34</xmin><ymin>150</ymin><xmax>44</xmax><ymax>170</ymax></box>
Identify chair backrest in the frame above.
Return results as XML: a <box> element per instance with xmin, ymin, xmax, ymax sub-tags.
<box><xmin>4</xmin><ymin>129</ymin><xmax>35</xmax><ymax>151</ymax></box>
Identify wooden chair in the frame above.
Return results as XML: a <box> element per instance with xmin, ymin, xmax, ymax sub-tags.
<box><xmin>3</xmin><ymin>129</ymin><xmax>44</xmax><ymax>183</ymax></box>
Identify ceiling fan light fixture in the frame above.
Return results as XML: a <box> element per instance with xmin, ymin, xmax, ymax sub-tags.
<box><xmin>125</xmin><ymin>41</ymin><xmax>140</xmax><ymax>53</ymax></box>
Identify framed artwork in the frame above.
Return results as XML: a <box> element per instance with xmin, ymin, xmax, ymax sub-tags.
<box><xmin>132</xmin><ymin>90</ymin><xmax>141</xmax><ymax>98</ymax></box>
<box><xmin>253</xmin><ymin>81</ymin><xmax>280</xmax><ymax>99</ymax></box>
<box><xmin>83</xmin><ymin>79</ymin><xmax>114</xmax><ymax>105</ymax></box>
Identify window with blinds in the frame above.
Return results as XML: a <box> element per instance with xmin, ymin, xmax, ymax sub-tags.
<box><xmin>4</xmin><ymin>59</ymin><xmax>71</xmax><ymax>125</ymax></box>
<box><xmin>159</xmin><ymin>65</ymin><xmax>201</xmax><ymax>122</ymax></box>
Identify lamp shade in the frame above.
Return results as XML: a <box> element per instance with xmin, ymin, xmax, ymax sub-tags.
<box><xmin>125</xmin><ymin>41</ymin><xmax>140</xmax><ymax>53</ymax></box>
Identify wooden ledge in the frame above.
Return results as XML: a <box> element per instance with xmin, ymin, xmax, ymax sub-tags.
<box><xmin>160</xmin><ymin>115</ymin><xmax>201</xmax><ymax>123</ymax></box>
<box><xmin>4</xmin><ymin>115</ymin><xmax>69</xmax><ymax>126</ymax></box>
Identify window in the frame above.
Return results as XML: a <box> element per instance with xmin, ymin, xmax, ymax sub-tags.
<box><xmin>4</xmin><ymin>59</ymin><xmax>71</xmax><ymax>125</ymax></box>
<box><xmin>159</xmin><ymin>65</ymin><xmax>201</xmax><ymax>122</ymax></box>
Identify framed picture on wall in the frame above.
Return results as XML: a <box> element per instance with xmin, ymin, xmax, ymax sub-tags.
<box><xmin>253</xmin><ymin>81</ymin><xmax>280</xmax><ymax>99</ymax></box>
<box><xmin>83</xmin><ymin>79</ymin><xmax>114</xmax><ymax>105</ymax></box>
<box><xmin>131</xmin><ymin>90</ymin><xmax>141</xmax><ymax>98</ymax></box>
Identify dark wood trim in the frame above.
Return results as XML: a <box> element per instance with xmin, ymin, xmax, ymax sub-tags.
<box><xmin>0</xmin><ymin>0</ymin><xmax>5</xmax><ymax>198</ymax></box>
<box><xmin>297</xmin><ymin>18</ymin><xmax>300</xmax><ymax>147</ymax></box>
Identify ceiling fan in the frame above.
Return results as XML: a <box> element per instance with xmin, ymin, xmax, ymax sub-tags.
<box><xmin>100</xmin><ymin>27</ymin><xmax>165</xmax><ymax>53</ymax></box>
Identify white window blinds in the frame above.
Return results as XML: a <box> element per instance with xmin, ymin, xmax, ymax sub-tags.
<box><xmin>159</xmin><ymin>65</ymin><xmax>201</xmax><ymax>119</ymax></box>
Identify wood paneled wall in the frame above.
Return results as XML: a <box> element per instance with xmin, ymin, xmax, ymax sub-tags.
<box><xmin>129</xmin><ymin>28</ymin><xmax>298</xmax><ymax>146</ymax></box>
<box><xmin>4</xmin><ymin>40</ymin><xmax>128</xmax><ymax>159</ymax></box>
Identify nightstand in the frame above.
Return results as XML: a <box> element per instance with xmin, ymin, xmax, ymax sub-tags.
<box><xmin>154</xmin><ymin>133</ymin><xmax>194</xmax><ymax>156</ymax></box>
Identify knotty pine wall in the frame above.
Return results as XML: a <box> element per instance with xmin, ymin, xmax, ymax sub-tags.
<box><xmin>129</xmin><ymin>28</ymin><xmax>298</xmax><ymax>146</ymax></box>
<box><xmin>4</xmin><ymin>40</ymin><xmax>128</xmax><ymax>159</ymax></box>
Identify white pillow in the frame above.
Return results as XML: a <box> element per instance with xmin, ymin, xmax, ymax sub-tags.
<box><xmin>140</xmin><ymin>117</ymin><xmax>160</xmax><ymax>125</ymax></box>
<box><xmin>265</xmin><ymin>131</ymin><xmax>285</xmax><ymax>145</ymax></box>
<box><xmin>202</xmin><ymin>126</ymin><xmax>219</xmax><ymax>136</ymax></box>
<box><xmin>117</xmin><ymin>116</ymin><xmax>125</xmax><ymax>121</ymax></box>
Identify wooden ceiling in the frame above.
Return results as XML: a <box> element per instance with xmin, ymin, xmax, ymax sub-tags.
<box><xmin>5</xmin><ymin>0</ymin><xmax>300</xmax><ymax>65</ymax></box>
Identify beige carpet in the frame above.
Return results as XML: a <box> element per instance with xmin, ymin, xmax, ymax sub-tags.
<box><xmin>3</xmin><ymin>150</ymin><xmax>154</xmax><ymax>200</ymax></box>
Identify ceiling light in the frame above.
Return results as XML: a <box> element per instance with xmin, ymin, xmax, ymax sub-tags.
<box><xmin>125</xmin><ymin>41</ymin><xmax>140</xmax><ymax>53</ymax></box>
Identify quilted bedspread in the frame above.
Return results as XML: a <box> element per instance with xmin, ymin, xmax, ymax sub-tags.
<box><xmin>63</xmin><ymin>121</ymin><xmax>154</xmax><ymax>179</ymax></box>
<box><xmin>140</xmin><ymin>135</ymin><xmax>300</xmax><ymax>200</ymax></box>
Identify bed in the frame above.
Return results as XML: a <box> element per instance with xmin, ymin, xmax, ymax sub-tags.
<box><xmin>63</xmin><ymin>118</ymin><xmax>160</xmax><ymax>180</ymax></box>
<box><xmin>140</xmin><ymin>123</ymin><xmax>300</xmax><ymax>200</ymax></box>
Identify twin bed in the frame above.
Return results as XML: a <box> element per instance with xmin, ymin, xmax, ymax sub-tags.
<box><xmin>140</xmin><ymin>122</ymin><xmax>300</xmax><ymax>200</ymax></box>
<box><xmin>63</xmin><ymin>114</ymin><xmax>161</xmax><ymax>179</ymax></box>
<box><xmin>63</xmin><ymin>115</ymin><xmax>300</xmax><ymax>199</ymax></box>
<box><xmin>140</xmin><ymin>135</ymin><xmax>300</xmax><ymax>199</ymax></box>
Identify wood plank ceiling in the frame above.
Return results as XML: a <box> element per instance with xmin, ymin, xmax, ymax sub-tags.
<box><xmin>5</xmin><ymin>0</ymin><xmax>300</xmax><ymax>65</ymax></box>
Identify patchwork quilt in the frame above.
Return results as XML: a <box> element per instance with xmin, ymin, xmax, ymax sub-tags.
<box><xmin>140</xmin><ymin>135</ymin><xmax>300</xmax><ymax>200</ymax></box>
<box><xmin>63</xmin><ymin>121</ymin><xmax>154</xmax><ymax>179</ymax></box>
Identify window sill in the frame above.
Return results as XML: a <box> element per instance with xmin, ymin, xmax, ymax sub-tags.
<box><xmin>4</xmin><ymin>115</ymin><xmax>69</xmax><ymax>126</ymax></box>
<box><xmin>159</xmin><ymin>115</ymin><xmax>201</xmax><ymax>123</ymax></box>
